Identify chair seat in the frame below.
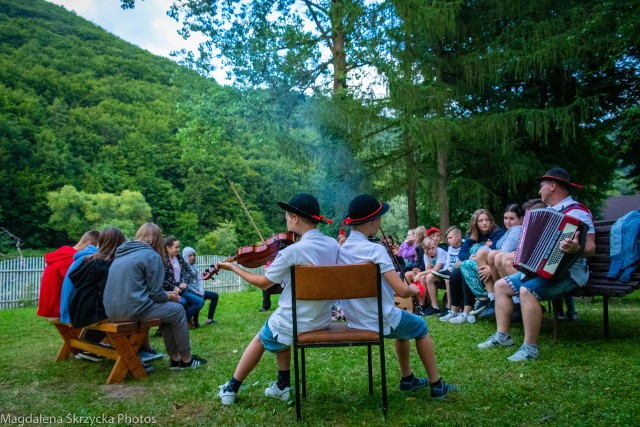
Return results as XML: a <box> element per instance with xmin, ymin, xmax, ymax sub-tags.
<box><xmin>298</xmin><ymin>322</ymin><xmax>380</xmax><ymax>344</ymax></box>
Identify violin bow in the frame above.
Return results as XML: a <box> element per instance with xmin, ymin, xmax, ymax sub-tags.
<box><xmin>227</xmin><ymin>176</ymin><xmax>265</xmax><ymax>244</ymax></box>
<box><xmin>379</xmin><ymin>226</ymin><xmax>413</xmax><ymax>286</ymax></box>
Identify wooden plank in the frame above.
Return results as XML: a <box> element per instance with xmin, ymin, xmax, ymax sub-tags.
<box><xmin>68</xmin><ymin>339</ymin><xmax>119</xmax><ymax>359</ymax></box>
<box><xmin>87</xmin><ymin>322</ymin><xmax>138</xmax><ymax>333</ymax></box>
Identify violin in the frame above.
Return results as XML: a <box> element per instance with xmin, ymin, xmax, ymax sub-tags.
<box><xmin>202</xmin><ymin>232</ymin><xmax>298</xmax><ymax>280</ymax></box>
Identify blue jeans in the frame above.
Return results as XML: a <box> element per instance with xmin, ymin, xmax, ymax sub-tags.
<box><xmin>179</xmin><ymin>290</ymin><xmax>205</xmax><ymax>322</ymax></box>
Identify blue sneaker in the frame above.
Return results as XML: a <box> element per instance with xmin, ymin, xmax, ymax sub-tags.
<box><xmin>430</xmin><ymin>379</ymin><xmax>457</xmax><ymax>399</ymax></box>
<box><xmin>400</xmin><ymin>375</ymin><xmax>428</xmax><ymax>392</ymax></box>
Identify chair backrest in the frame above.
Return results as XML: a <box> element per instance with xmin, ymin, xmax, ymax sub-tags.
<box><xmin>291</xmin><ymin>263</ymin><xmax>380</xmax><ymax>301</ymax></box>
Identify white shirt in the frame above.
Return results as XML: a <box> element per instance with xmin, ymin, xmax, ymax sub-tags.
<box><xmin>443</xmin><ymin>245</ymin><xmax>462</xmax><ymax>270</ymax></box>
<box><xmin>337</xmin><ymin>230</ymin><xmax>402</xmax><ymax>335</ymax></box>
<box><xmin>265</xmin><ymin>228</ymin><xmax>340</xmax><ymax>346</ymax></box>
<box><xmin>549</xmin><ymin>195</ymin><xmax>595</xmax><ymax>286</ymax></box>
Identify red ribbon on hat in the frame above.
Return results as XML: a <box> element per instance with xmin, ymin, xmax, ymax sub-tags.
<box><xmin>311</xmin><ymin>215</ymin><xmax>333</xmax><ymax>225</ymax></box>
<box><xmin>342</xmin><ymin>203</ymin><xmax>383</xmax><ymax>226</ymax></box>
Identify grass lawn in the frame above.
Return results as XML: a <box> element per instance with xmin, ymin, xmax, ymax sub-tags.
<box><xmin>1</xmin><ymin>289</ymin><xmax>639</xmax><ymax>426</ymax></box>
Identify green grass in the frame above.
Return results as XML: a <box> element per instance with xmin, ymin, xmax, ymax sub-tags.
<box><xmin>1</xmin><ymin>293</ymin><xmax>639</xmax><ymax>426</ymax></box>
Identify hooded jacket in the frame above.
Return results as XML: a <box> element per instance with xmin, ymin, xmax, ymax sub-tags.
<box><xmin>59</xmin><ymin>245</ymin><xmax>98</xmax><ymax>323</ymax></box>
<box><xmin>37</xmin><ymin>246</ymin><xmax>77</xmax><ymax>317</ymax></box>
<box><xmin>103</xmin><ymin>240</ymin><xmax>167</xmax><ymax>322</ymax></box>
<box><xmin>181</xmin><ymin>246</ymin><xmax>204</xmax><ymax>294</ymax></box>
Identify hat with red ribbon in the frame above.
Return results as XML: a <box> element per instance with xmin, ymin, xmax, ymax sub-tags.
<box><xmin>342</xmin><ymin>194</ymin><xmax>390</xmax><ymax>228</ymax></box>
<box><xmin>277</xmin><ymin>193</ymin><xmax>333</xmax><ymax>224</ymax></box>
<box><xmin>539</xmin><ymin>167</ymin><xmax>583</xmax><ymax>190</ymax></box>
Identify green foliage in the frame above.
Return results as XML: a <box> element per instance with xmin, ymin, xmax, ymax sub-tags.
<box><xmin>195</xmin><ymin>221</ymin><xmax>238</xmax><ymax>256</ymax></box>
<box><xmin>47</xmin><ymin>185</ymin><xmax>151</xmax><ymax>239</ymax></box>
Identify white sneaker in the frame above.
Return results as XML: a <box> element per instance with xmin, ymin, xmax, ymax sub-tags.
<box><xmin>507</xmin><ymin>345</ymin><xmax>539</xmax><ymax>362</ymax></box>
<box><xmin>264</xmin><ymin>381</ymin><xmax>291</xmax><ymax>401</ymax></box>
<box><xmin>218</xmin><ymin>381</ymin><xmax>237</xmax><ymax>405</ymax></box>
<box><xmin>478</xmin><ymin>333</ymin><xmax>515</xmax><ymax>349</ymax></box>
<box><xmin>449</xmin><ymin>312</ymin><xmax>467</xmax><ymax>324</ymax></box>
<box><xmin>439</xmin><ymin>311</ymin><xmax>457</xmax><ymax>322</ymax></box>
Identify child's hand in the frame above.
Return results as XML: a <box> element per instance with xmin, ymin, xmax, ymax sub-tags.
<box><xmin>485</xmin><ymin>239</ymin><xmax>492</xmax><ymax>247</ymax></box>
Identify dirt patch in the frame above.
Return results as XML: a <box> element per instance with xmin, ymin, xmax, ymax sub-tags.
<box><xmin>99</xmin><ymin>384</ymin><xmax>147</xmax><ymax>399</ymax></box>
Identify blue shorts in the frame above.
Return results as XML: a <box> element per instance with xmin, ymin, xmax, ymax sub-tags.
<box><xmin>385</xmin><ymin>310</ymin><xmax>428</xmax><ymax>340</ymax></box>
<box><xmin>258</xmin><ymin>320</ymin><xmax>289</xmax><ymax>353</ymax></box>
<box><xmin>504</xmin><ymin>272</ymin><xmax>579</xmax><ymax>301</ymax></box>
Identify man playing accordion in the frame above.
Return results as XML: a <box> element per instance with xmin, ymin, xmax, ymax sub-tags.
<box><xmin>477</xmin><ymin>167</ymin><xmax>596</xmax><ymax>361</ymax></box>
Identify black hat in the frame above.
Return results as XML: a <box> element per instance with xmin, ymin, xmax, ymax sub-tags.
<box><xmin>343</xmin><ymin>194</ymin><xmax>390</xmax><ymax>226</ymax></box>
<box><xmin>539</xmin><ymin>167</ymin><xmax>583</xmax><ymax>190</ymax></box>
<box><xmin>277</xmin><ymin>193</ymin><xmax>332</xmax><ymax>224</ymax></box>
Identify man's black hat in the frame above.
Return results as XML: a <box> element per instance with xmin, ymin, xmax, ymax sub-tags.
<box><xmin>343</xmin><ymin>194</ymin><xmax>390</xmax><ymax>226</ymax></box>
<box><xmin>277</xmin><ymin>193</ymin><xmax>331</xmax><ymax>224</ymax></box>
<box><xmin>539</xmin><ymin>167</ymin><xmax>583</xmax><ymax>190</ymax></box>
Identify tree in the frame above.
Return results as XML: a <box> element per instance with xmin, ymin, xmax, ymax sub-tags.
<box><xmin>47</xmin><ymin>185</ymin><xmax>151</xmax><ymax>238</ymax></box>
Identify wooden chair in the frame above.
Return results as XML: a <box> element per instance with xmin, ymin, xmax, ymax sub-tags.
<box><xmin>291</xmin><ymin>263</ymin><xmax>387</xmax><ymax>420</ymax></box>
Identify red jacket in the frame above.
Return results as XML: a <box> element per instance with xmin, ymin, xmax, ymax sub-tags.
<box><xmin>37</xmin><ymin>246</ymin><xmax>77</xmax><ymax>317</ymax></box>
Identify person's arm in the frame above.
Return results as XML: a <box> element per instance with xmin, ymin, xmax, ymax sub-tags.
<box><xmin>458</xmin><ymin>238</ymin><xmax>473</xmax><ymax>261</ymax></box>
<box><xmin>147</xmin><ymin>256</ymin><xmax>169</xmax><ymax>303</ymax></box>
<box><xmin>560</xmin><ymin>231</ymin><xmax>595</xmax><ymax>258</ymax></box>
<box><xmin>383</xmin><ymin>270</ymin><xmax>420</xmax><ymax>298</ymax></box>
<box><xmin>217</xmin><ymin>262</ymin><xmax>274</xmax><ymax>290</ymax></box>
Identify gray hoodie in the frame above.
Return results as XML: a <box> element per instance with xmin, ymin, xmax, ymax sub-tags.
<box><xmin>103</xmin><ymin>240</ymin><xmax>167</xmax><ymax>321</ymax></box>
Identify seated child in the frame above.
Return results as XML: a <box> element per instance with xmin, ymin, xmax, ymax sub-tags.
<box><xmin>338</xmin><ymin>194</ymin><xmax>456</xmax><ymax>399</ymax></box>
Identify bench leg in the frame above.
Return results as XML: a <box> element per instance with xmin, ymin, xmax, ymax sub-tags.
<box><xmin>105</xmin><ymin>330</ymin><xmax>149</xmax><ymax>384</ymax></box>
<box><xmin>53</xmin><ymin>323</ymin><xmax>83</xmax><ymax>361</ymax></box>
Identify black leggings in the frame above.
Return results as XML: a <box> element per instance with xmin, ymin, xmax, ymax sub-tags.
<box><xmin>448</xmin><ymin>268</ymin><xmax>476</xmax><ymax>308</ymax></box>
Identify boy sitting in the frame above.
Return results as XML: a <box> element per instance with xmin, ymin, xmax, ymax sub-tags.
<box><xmin>338</xmin><ymin>194</ymin><xmax>456</xmax><ymax>398</ymax></box>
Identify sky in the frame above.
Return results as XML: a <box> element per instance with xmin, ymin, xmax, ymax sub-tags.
<box><xmin>44</xmin><ymin>0</ymin><xmax>228</xmax><ymax>82</ymax></box>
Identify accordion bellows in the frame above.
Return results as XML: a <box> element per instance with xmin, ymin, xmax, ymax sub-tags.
<box><xmin>514</xmin><ymin>208</ymin><xmax>588</xmax><ymax>280</ymax></box>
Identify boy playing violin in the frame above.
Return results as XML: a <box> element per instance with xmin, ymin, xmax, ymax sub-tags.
<box><xmin>338</xmin><ymin>194</ymin><xmax>457</xmax><ymax>398</ymax></box>
<box><xmin>217</xmin><ymin>193</ymin><xmax>339</xmax><ymax>405</ymax></box>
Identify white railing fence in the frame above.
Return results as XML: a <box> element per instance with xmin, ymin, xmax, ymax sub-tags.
<box><xmin>0</xmin><ymin>255</ymin><xmax>262</xmax><ymax>310</ymax></box>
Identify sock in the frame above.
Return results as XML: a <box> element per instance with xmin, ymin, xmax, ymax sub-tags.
<box><xmin>488</xmin><ymin>293</ymin><xmax>495</xmax><ymax>301</ymax></box>
<box><xmin>228</xmin><ymin>376</ymin><xmax>243</xmax><ymax>393</ymax></box>
<box><xmin>402</xmin><ymin>372</ymin><xmax>415</xmax><ymax>382</ymax></box>
<box><xmin>496</xmin><ymin>331</ymin><xmax>510</xmax><ymax>341</ymax></box>
<box><xmin>512</xmin><ymin>296</ymin><xmax>520</xmax><ymax>304</ymax></box>
<box><xmin>277</xmin><ymin>370</ymin><xmax>291</xmax><ymax>389</ymax></box>
<box><xmin>429</xmin><ymin>378</ymin><xmax>442</xmax><ymax>388</ymax></box>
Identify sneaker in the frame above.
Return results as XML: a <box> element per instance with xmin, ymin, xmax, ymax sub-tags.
<box><xmin>507</xmin><ymin>345</ymin><xmax>539</xmax><ymax>362</ymax></box>
<box><xmin>470</xmin><ymin>298</ymin><xmax>490</xmax><ymax>315</ymax></box>
<box><xmin>423</xmin><ymin>306</ymin><xmax>441</xmax><ymax>316</ymax></box>
<box><xmin>400</xmin><ymin>375</ymin><xmax>427</xmax><ymax>392</ymax></box>
<box><xmin>563</xmin><ymin>311</ymin><xmax>579</xmax><ymax>321</ymax></box>
<box><xmin>138</xmin><ymin>347</ymin><xmax>165</xmax><ymax>362</ymax></box>
<box><xmin>449</xmin><ymin>312</ymin><xmax>475</xmax><ymax>324</ymax></box>
<box><xmin>439</xmin><ymin>311</ymin><xmax>457</xmax><ymax>322</ymax></box>
<box><xmin>477</xmin><ymin>333</ymin><xmax>515</xmax><ymax>349</ymax></box>
<box><xmin>479</xmin><ymin>301</ymin><xmax>496</xmax><ymax>319</ymax></box>
<box><xmin>431</xmin><ymin>269</ymin><xmax>451</xmax><ymax>279</ymax></box>
<box><xmin>218</xmin><ymin>381</ymin><xmax>238</xmax><ymax>405</ymax></box>
<box><xmin>75</xmin><ymin>351</ymin><xmax>105</xmax><ymax>362</ymax></box>
<box><xmin>438</xmin><ymin>308</ymin><xmax>451</xmax><ymax>318</ymax></box>
<box><xmin>206</xmin><ymin>319</ymin><xmax>217</xmax><ymax>325</ymax></box>
<box><xmin>180</xmin><ymin>354</ymin><xmax>207</xmax><ymax>369</ymax></box>
<box><xmin>258</xmin><ymin>308</ymin><xmax>268</xmax><ymax>312</ymax></box>
<box><xmin>193</xmin><ymin>322</ymin><xmax>201</xmax><ymax>329</ymax></box>
<box><xmin>264</xmin><ymin>381</ymin><xmax>291</xmax><ymax>401</ymax></box>
<box><xmin>169</xmin><ymin>359</ymin><xmax>181</xmax><ymax>370</ymax></box>
<box><xmin>430</xmin><ymin>379</ymin><xmax>457</xmax><ymax>399</ymax></box>
<box><xmin>143</xmin><ymin>362</ymin><xmax>154</xmax><ymax>374</ymax></box>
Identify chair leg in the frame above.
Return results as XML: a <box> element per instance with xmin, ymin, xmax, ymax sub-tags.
<box><xmin>293</xmin><ymin>344</ymin><xmax>302</xmax><ymax>420</ymax></box>
<box><xmin>379</xmin><ymin>343</ymin><xmax>387</xmax><ymax>416</ymax></box>
<box><xmin>301</xmin><ymin>347</ymin><xmax>307</xmax><ymax>398</ymax></box>
<box><xmin>367</xmin><ymin>346</ymin><xmax>373</xmax><ymax>395</ymax></box>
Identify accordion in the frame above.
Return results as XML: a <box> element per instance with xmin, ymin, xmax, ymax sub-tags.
<box><xmin>514</xmin><ymin>208</ymin><xmax>588</xmax><ymax>280</ymax></box>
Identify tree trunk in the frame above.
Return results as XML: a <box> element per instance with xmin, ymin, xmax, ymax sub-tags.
<box><xmin>404</xmin><ymin>131</ymin><xmax>418</xmax><ymax>228</ymax></box>
<box><xmin>331</xmin><ymin>0</ymin><xmax>347</xmax><ymax>92</ymax></box>
<box><xmin>437</xmin><ymin>142</ymin><xmax>449</xmax><ymax>232</ymax></box>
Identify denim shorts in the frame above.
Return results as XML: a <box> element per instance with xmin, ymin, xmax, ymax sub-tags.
<box><xmin>258</xmin><ymin>320</ymin><xmax>289</xmax><ymax>353</ymax></box>
<box><xmin>504</xmin><ymin>272</ymin><xmax>579</xmax><ymax>301</ymax></box>
<box><xmin>385</xmin><ymin>310</ymin><xmax>428</xmax><ymax>340</ymax></box>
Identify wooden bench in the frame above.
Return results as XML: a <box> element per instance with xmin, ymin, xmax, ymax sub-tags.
<box><xmin>50</xmin><ymin>318</ymin><xmax>161</xmax><ymax>384</ymax></box>
<box><xmin>559</xmin><ymin>220</ymin><xmax>640</xmax><ymax>337</ymax></box>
